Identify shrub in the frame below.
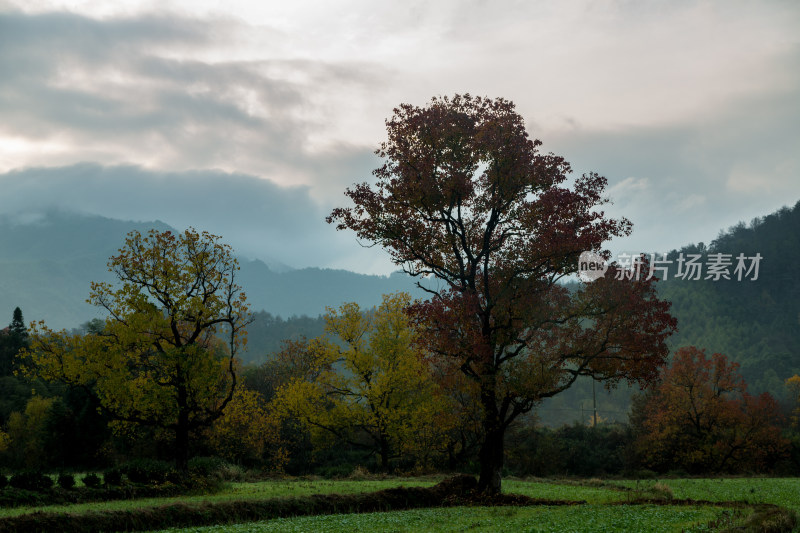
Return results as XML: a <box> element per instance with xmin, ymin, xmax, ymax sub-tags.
<box><xmin>316</xmin><ymin>464</ymin><xmax>352</xmax><ymax>479</ymax></box>
<box><xmin>214</xmin><ymin>463</ymin><xmax>245</xmax><ymax>482</ymax></box>
<box><xmin>348</xmin><ymin>465</ymin><xmax>372</xmax><ymax>480</ymax></box>
<box><xmin>81</xmin><ymin>473</ymin><xmax>102</xmax><ymax>488</ymax></box>
<box><xmin>57</xmin><ymin>473</ymin><xmax>76</xmax><ymax>489</ymax></box>
<box><xmin>122</xmin><ymin>459</ymin><xmax>176</xmax><ymax>485</ymax></box>
<box><xmin>0</xmin><ymin>475</ymin><xmax>7</xmax><ymax>489</ymax></box>
<box><xmin>633</xmin><ymin>469</ymin><xmax>658</xmax><ymax>479</ymax></box>
<box><xmin>103</xmin><ymin>469</ymin><xmax>122</xmax><ymax>487</ymax></box>
<box><xmin>650</xmin><ymin>482</ymin><xmax>674</xmax><ymax>500</ymax></box>
<box><xmin>188</xmin><ymin>456</ymin><xmax>226</xmax><ymax>478</ymax></box>
<box><xmin>9</xmin><ymin>471</ymin><xmax>53</xmax><ymax>492</ymax></box>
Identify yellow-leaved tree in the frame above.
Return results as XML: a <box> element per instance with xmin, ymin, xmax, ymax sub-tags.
<box><xmin>273</xmin><ymin>292</ymin><xmax>453</xmax><ymax>470</ymax></box>
<box><xmin>205</xmin><ymin>385</ymin><xmax>285</xmax><ymax>467</ymax></box>
<box><xmin>22</xmin><ymin>228</ymin><xmax>251</xmax><ymax>472</ymax></box>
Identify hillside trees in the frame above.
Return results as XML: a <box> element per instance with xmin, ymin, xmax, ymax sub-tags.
<box><xmin>0</xmin><ymin>307</ymin><xmax>28</xmax><ymax>376</ymax></box>
<box><xmin>634</xmin><ymin>346</ymin><xmax>787</xmax><ymax>473</ymax></box>
<box><xmin>22</xmin><ymin>228</ymin><xmax>251</xmax><ymax>472</ymax></box>
<box><xmin>273</xmin><ymin>292</ymin><xmax>454</xmax><ymax>470</ymax></box>
<box><xmin>328</xmin><ymin>94</ymin><xmax>676</xmax><ymax>493</ymax></box>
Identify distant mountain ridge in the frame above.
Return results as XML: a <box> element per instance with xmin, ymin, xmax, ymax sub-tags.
<box><xmin>0</xmin><ymin>211</ymin><xmax>425</xmax><ymax>330</ymax></box>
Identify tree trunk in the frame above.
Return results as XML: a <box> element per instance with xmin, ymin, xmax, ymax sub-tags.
<box><xmin>380</xmin><ymin>435</ymin><xmax>390</xmax><ymax>471</ymax></box>
<box><xmin>175</xmin><ymin>383</ymin><xmax>190</xmax><ymax>473</ymax></box>
<box><xmin>175</xmin><ymin>421</ymin><xmax>189</xmax><ymax>473</ymax></box>
<box><xmin>476</xmin><ymin>388</ymin><xmax>504</xmax><ymax>495</ymax></box>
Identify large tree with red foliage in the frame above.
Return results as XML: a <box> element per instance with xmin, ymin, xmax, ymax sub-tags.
<box><xmin>328</xmin><ymin>94</ymin><xmax>676</xmax><ymax>494</ymax></box>
<box><xmin>634</xmin><ymin>346</ymin><xmax>787</xmax><ymax>473</ymax></box>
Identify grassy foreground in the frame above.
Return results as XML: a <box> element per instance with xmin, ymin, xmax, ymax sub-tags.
<box><xmin>149</xmin><ymin>477</ymin><xmax>800</xmax><ymax>533</ymax></box>
<box><xmin>0</xmin><ymin>476</ymin><xmax>797</xmax><ymax>532</ymax></box>
<box><xmin>0</xmin><ymin>479</ymin><xmax>436</xmax><ymax>519</ymax></box>
<box><xmin>610</xmin><ymin>478</ymin><xmax>800</xmax><ymax>513</ymax></box>
<box><xmin>155</xmin><ymin>504</ymin><xmax>723</xmax><ymax>533</ymax></box>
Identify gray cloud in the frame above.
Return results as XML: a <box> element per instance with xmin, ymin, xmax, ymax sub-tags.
<box><xmin>0</xmin><ymin>2</ymin><xmax>797</xmax><ymax>276</ymax></box>
<box><xmin>544</xmin><ymin>78</ymin><xmax>800</xmax><ymax>258</ymax></box>
<box><xmin>0</xmin><ymin>8</ymin><xmax>389</xmax><ymax>188</ymax></box>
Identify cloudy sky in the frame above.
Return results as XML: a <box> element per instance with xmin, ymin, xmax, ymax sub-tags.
<box><xmin>0</xmin><ymin>0</ymin><xmax>798</xmax><ymax>274</ymax></box>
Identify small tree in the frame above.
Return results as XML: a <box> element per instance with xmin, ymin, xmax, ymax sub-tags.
<box><xmin>0</xmin><ymin>307</ymin><xmax>28</xmax><ymax>376</ymax></box>
<box><xmin>23</xmin><ymin>228</ymin><xmax>251</xmax><ymax>471</ymax></box>
<box><xmin>206</xmin><ymin>386</ymin><xmax>284</xmax><ymax>467</ymax></box>
<box><xmin>273</xmin><ymin>293</ymin><xmax>454</xmax><ymax>470</ymax></box>
<box><xmin>636</xmin><ymin>346</ymin><xmax>787</xmax><ymax>473</ymax></box>
<box><xmin>10</xmin><ymin>308</ymin><xmax>26</xmax><ymax>339</ymax></box>
<box><xmin>328</xmin><ymin>94</ymin><xmax>676</xmax><ymax>493</ymax></box>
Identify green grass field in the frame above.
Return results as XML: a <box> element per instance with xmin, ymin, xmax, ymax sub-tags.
<box><xmin>155</xmin><ymin>505</ymin><xmax>724</xmax><ymax>533</ymax></box>
<box><xmin>1</xmin><ymin>477</ymin><xmax>797</xmax><ymax>532</ymax></box>
<box><xmin>0</xmin><ymin>478</ymin><xmax>438</xmax><ymax>518</ymax></box>
<box><xmin>610</xmin><ymin>478</ymin><xmax>800</xmax><ymax>512</ymax></box>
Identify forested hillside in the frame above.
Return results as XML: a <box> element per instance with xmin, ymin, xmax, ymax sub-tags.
<box><xmin>534</xmin><ymin>200</ymin><xmax>800</xmax><ymax>425</ymax></box>
<box><xmin>659</xmin><ymin>199</ymin><xmax>800</xmax><ymax>395</ymax></box>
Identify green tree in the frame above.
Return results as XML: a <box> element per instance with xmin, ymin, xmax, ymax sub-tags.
<box><xmin>205</xmin><ymin>385</ymin><xmax>284</xmax><ymax>466</ymax></box>
<box><xmin>273</xmin><ymin>293</ymin><xmax>454</xmax><ymax>470</ymax></box>
<box><xmin>0</xmin><ymin>307</ymin><xmax>28</xmax><ymax>376</ymax></box>
<box><xmin>5</xmin><ymin>395</ymin><xmax>54</xmax><ymax>469</ymax></box>
<box><xmin>22</xmin><ymin>228</ymin><xmax>251</xmax><ymax>472</ymax></box>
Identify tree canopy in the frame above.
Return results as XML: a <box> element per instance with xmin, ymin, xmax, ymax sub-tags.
<box><xmin>634</xmin><ymin>346</ymin><xmax>787</xmax><ymax>473</ymax></box>
<box><xmin>23</xmin><ymin>228</ymin><xmax>251</xmax><ymax>471</ymax></box>
<box><xmin>273</xmin><ymin>293</ymin><xmax>454</xmax><ymax>470</ymax></box>
<box><xmin>328</xmin><ymin>94</ymin><xmax>677</xmax><ymax>493</ymax></box>
<box><xmin>0</xmin><ymin>307</ymin><xmax>28</xmax><ymax>377</ymax></box>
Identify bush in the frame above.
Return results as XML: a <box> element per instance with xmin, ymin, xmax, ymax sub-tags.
<box><xmin>57</xmin><ymin>473</ymin><xmax>76</xmax><ymax>489</ymax></box>
<box><xmin>213</xmin><ymin>463</ymin><xmax>245</xmax><ymax>482</ymax></box>
<box><xmin>103</xmin><ymin>469</ymin><xmax>123</xmax><ymax>487</ymax></box>
<box><xmin>188</xmin><ymin>456</ymin><xmax>226</xmax><ymax>478</ymax></box>
<box><xmin>0</xmin><ymin>475</ymin><xmax>7</xmax><ymax>489</ymax></box>
<box><xmin>122</xmin><ymin>459</ymin><xmax>176</xmax><ymax>485</ymax></box>
<box><xmin>315</xmin><ymin>464</ymin><xmax>353</xmax><ymax>479</ymax></box>
<box><xmin>9</xmin><ymin>472</ymin><xmax>52</xmax><ymax>492</ymax></box>
<box><xmin>81</xmin><ymin>473</ymin><xmax>102</xmax><ymax>488</ymax></box>
<box><xmin>505</xmin><ymin>422</ymin><xmax>637</xmax><ymax>477</ymax></box>
<box><xmin>633</xmin><ymin>469</ymin><xmax>658</xmax><ymax>480</ymax></box>
<box><xmin>348</xmin><ymin>465</ymin><xmax>372</xmax><ymax>480</ymax></box>
<box><xmin>9</xmin><ymin>471</ymin><xmax>53</xmax><ymax>492</ymax></box>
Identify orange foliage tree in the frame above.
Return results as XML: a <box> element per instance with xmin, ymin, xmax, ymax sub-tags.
<box><xmin>328</xmin><ymin>94</ymin><xmax>677</xmax><ymax>493</ymax></box>
<box><xmin>636</xmin><ymin>346</ymin><xmax>787</xmax><ymax>473</ymax></box>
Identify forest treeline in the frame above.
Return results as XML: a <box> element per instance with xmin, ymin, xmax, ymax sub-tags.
<box><xmin>1</xmin><ymin>301</ymin><xmax>799</xmax><ymax>479</ymax></box>
<box><xmin>1</xmin><ymin>200</ymin><xmax>798</xmax><ymax>481</ymax></box>
<box><xmin>242</xmin><ymin>199</ymin><xmax>800</xmax><ymax>425</ymax></box>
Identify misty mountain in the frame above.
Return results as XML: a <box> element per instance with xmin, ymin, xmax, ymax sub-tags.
<box><xmin>0</xmin><ymin>211</ymin><xmax>173</xmax><ymax>328</ymax></box>
<box><xmin>0</xmin><ymin>211</ymin><xmax>426</xmax><ymax>332</ymax></box>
